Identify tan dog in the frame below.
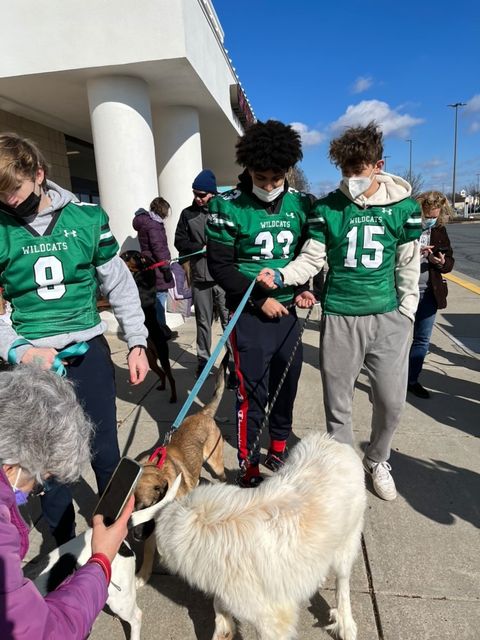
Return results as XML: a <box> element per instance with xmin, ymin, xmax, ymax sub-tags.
<box><xmin>134</xmin><ymin>353</ymin><xmax>228</xmax><ymax>586</ymax></box>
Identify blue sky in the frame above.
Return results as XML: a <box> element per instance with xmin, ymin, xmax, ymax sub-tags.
<box><xmin>214</xmin><ymin>0</ymin><xmax>480</xmax><ymax>196</ymax></box>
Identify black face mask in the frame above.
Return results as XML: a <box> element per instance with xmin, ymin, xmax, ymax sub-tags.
<box><xmin>1</xmin><ymin>190</ymin><xmax>41</xmax><ymax>219</ymax></box>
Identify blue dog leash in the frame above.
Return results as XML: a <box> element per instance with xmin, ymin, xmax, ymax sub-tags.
<box><xmin>165</xmin><ymin>279</ymin><xmax>256</xmax><ymax>442</ymax></box>
<box><xmin>8</xmin><ymin>338</ymin><xmax>89</xmax><ymax>376</ymax></box>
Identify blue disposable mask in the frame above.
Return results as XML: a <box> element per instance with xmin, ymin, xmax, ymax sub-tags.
<box><xmin>10</xmin><ymin>468</ymin><xmax>30</xmax><ymax>506</ymax></box>
<box><xmin>422</xmin><ymin>218</ymin><xmax>437</xmax><ymax>230</ymax></box>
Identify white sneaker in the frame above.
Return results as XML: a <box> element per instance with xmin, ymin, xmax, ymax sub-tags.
<box><xmin>363</xmin><ymin>457</ymin><xmax>397</xmax><ymax>501</ymax></box>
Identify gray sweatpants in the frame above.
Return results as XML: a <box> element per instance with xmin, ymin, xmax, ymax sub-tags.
<box><xmin>192</xmin><ymin>281</ymin><xmax>229</xmax><ymax>362</ymax></box>
<box><xmin>320</xmin><ymin>310</ymin><xmax>412</xmax><ymax>463</ymax></box>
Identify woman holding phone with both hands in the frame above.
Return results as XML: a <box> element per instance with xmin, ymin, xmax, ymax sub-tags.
<box><xmin>0</xmin><ymin>365</ymin><xmax>134</xmax><ymax>640</ymax></box>
<box><xmin>408</xmin><ymin>191</ymin><xmax>455</xmax><ymax>399</ymax></box>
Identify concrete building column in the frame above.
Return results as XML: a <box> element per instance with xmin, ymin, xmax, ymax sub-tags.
<box><xmin>87</xmin><ymin>76</ymin><xmax>158</xmax><ymax>250</ymax></box>
<box><xmin>153</xmin><ymin>106</ymin><xmax>203</xmax><ymax>255</ymax></box>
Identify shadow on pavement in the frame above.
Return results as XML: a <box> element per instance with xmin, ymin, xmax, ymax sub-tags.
<box><xmin>362</xmin><ymin>443</ymin><xmax>480</xmax><ymax>528</ymax></box>
<box><xmin>429</xmin><ymin>340</ymin><xmax>480</xmax><ymax>373</ymax></box>
<box><xmin>405</xmin><ymin>368</ymin><xmax>479</xmax><ymax>438</ymax></box>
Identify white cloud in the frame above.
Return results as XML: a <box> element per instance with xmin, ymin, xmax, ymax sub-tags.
<box><xmin>464</xmin><ymin>94</ymin><xmax>480</xmax><ymax>113</ymax></box>
<box><xmin>420</xmin><ymin>158</ymin><xmax>444</xmax><ymax>170</ymax></box>
<box><xmin>469</xmin><ymin>121</ymin><xmax>480</xmax><ymax>133</ymax></box>
<box><xmin>290</xmin><ymin>122</ymin><xmax>326</xmax><ymax>146</ymax></box>
<box><xmin>330</xmin><ymin>100</ymin><xmax>424</xmax><ymax>138</ymax></box>
<box><xmin>351</xmin><ymin>76</ymin><xmax>373</xmax><ymax>94</ymax></box>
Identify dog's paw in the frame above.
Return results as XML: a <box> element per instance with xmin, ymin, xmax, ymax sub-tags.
<box><xmin>135</xmin><ymin>573</ymin><xmax>150</xmax><ymax>589</ymax></box>
<box><xmin>325</xmin><ymin>608</ymin><xmax>357</xmax><ymax>640</ymax></box>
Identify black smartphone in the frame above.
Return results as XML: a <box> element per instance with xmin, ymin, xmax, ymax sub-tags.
<box><xmin>434</xmin><ymin>246</ymin><xmax>449</xmax><ymax>256</ymax></box>
<box><xmin>92</xmin><ymin>457</ymin><xmax>143</xmax><ymax>526</ymax></box>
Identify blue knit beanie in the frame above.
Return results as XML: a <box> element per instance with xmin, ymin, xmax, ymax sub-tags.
<box><xmin>192</xmin><ymin>169</ymin><xmax>217</xmax><ymax>194</ymax></box>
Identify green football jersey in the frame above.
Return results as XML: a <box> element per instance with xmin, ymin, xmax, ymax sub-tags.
<box><xmin>308</xmin><ymin>190</ymin><xmax>422</xmax><ymax>315</ymax></box>
<box><xmin>0</xmin><ymin>202</ymin><xmax>119</xmax><ymax>339</ymax></box>
<box><xmin>207</xmin><ymin>188</ymin><xmax>312</xmax><ymax>303</ymax></box>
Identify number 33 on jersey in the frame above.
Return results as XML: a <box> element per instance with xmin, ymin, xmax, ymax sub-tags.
<box><xmin>206</xmin><ymin>187</ymin><xmax>312</xmax><ymax>303</ymax></box>
<box><xmin>0</xmin><ymin>202</ymin><xmax>119</xmax><ymax>339</ymax></box>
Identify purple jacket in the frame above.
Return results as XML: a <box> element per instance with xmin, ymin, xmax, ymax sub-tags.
<box><xmin>133</xmin><ymin>209</ymin><xmax>174</xmax><ymax>291</ymax></box>
<box><xmin>0</xmin><ymin>469</ymin><xmax>108</xmax><ymax>639</ymax></box>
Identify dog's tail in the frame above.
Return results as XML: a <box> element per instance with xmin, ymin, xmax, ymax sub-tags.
<box><xmin>130</xmin><ymin>473</ymin><xmax>182</xmax><ymax>528</ymax></box>
<box><xmin>201</xmin><ymin>350</ymin><xmax>229</xmax><ymax>418</ymax></box>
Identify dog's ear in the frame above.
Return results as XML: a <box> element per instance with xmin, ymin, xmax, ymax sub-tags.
<box><xmin>130</xmin><ymin>473</ymin><xmax>183</xmax><ymax>528</ymax></box>
<box><xmin>164</xmin><ymin>473</ymin><xmax>182</xmax><ymax>504</ymax></box>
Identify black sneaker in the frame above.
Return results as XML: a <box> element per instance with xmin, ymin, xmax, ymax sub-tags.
<box><xmin>264</xmin><ymin>449</ymin><xmax>288</xmax><ymax>472</ymax></box>
<box><xmin>407</xmin><ymin>382</ymin><xmax>430</xmax><ymax>399</ymax></box>
<box><xmin>236</xmin><ymin>470</ymin><xmax>264</xmax><ymax>488</ymax></box>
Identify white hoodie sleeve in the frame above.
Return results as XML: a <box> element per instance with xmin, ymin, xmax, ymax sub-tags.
<box><xmin>278</xmin><ymin>238</ymin><xmax>326</xmax><ymax>286</ymax></box>
<box><xmin>395</xmin><ymin>240</ymin><xmax>420</xmax><ymax>320</ymax></box>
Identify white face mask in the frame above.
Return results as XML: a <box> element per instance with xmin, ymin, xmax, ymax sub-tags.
<box><xmin>252</xmin><ymin>183</ymin><xmax>284</xmax><ymax>203</ymax></box>
<box><xmin>343</xmin><ymin>170</ymin><xmax>375</xmax><ymax>200</ymax></box>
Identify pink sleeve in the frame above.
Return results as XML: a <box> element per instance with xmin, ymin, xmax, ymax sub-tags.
<box><xmin>2</xmin><ymin>564</ymin><xmax>108</xmax><ymax>640</ymax></box>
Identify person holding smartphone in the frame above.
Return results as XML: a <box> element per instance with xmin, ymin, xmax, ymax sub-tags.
<box><xmin>408</xmin><ymin>191</ymin><xmax>454</xmax><ymax>398</ymax></box>
<box><xmin>0</xmin><ymin>365</ymin><xmax>134</xmax><ymax>640</ymax></box>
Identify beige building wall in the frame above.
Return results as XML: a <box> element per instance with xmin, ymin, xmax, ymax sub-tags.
<box><xmin>0</xmin><ymin>110</ymin><xmax>71</xmax><ymax>190</ymax></box>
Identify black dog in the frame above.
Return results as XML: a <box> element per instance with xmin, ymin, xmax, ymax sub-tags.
<box><xmin>121</xmin><ymin>250</ymin><xmax>177</xmax><ymax>403</ymax></box>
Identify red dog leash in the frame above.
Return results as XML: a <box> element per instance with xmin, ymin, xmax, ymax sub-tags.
<box><xmin>145</xmin><ymin>260</ymin><xmax>169</xmax><ymax>270</ymax></box>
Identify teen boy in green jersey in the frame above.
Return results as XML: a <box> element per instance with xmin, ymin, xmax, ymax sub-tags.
<box><xmin>0</xmin><ymin>133</ymin><xmax>149</xmax><ymax>544</ymax></box>
<box><xmin>258</xmin><ymin>122</ymin><xmax>422</xmax><ymax>501</ymax></box>
<box><xmin>206</xmin><ymin>120</ymin><xmax>315</xmax><ymax>487</ymax></box>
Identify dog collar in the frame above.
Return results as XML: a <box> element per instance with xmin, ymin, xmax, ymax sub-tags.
<box><xmin>148</xmin><ymin>446</ymin><xmax>167</xmax><ymax>468</ymax></box>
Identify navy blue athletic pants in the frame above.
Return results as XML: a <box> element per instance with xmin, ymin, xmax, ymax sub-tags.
<box><xmin>40</xmin><ymin>335</ymin><xmax>120</xmax><ymax>545</ymax></box>
<box><xmin>230</xmin><ymin>310</ymin><xmax>302</xmax><ymax>467</ymax></box>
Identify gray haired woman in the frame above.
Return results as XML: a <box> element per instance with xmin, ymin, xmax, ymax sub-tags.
<box><xmin>0</xmin><ymin>365</ymin><xmax>134</xmax><ymax>640</ymax></box>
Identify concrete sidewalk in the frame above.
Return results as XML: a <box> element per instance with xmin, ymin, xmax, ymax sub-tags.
<box><xmin>23</xmin><ymin>273</ymin><xmax>479</xmax><ymax>639</ymax></box>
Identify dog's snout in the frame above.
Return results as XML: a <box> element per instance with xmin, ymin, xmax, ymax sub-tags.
<box><xmin>132</xmin><ymin>520</ymin><xmax>155</xmax><ymax>542</ymax></box>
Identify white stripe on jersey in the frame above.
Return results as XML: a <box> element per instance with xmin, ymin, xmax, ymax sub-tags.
<box><xmin>208</xmin><ymin>215</ymin><xmax>235</xmax><ymax>227</ymax></box>
<box><xmin>100</xmin><ymin>231</ymin><xmax>113</xmax><ymax>240</ymax></box>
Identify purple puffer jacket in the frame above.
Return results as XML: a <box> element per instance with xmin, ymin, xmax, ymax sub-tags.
<box><xmin>0</xmin><ymin>469</ymin><xmax>108</xmax><ymax>639</ymax></box>
<box><xmin>133</xmin><ymin>209</ymin><xmax>174</xmax><ymax>291</ymax></box>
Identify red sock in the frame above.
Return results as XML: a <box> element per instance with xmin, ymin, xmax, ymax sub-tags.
<box><xmin>244</xmin><ymin>464</ymin><xmax>260</xmax><ymax>480</ymax></box>
<box><xmin>270</xmin><ymin>439</ymin><xmax>287</xmax><ymax>454</ymax></box>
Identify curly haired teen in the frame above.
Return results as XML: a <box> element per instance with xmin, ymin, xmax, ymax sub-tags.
<box><xmin>206</xmin><ymin>120</ymin><xmax>315</xmax><ymax>487</ymax></box>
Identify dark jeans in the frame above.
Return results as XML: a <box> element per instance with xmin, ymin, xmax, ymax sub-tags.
<box><xmin>41</xmin><ymin>335</ymin><xmax>119</xmax><ymax>546</ymax></box>
<box><xmin>230</xmin><ymin>310</ymin><xmax>303</xmax><ymax>467</ymax></box>
<box><xmin>408</xmin><ymin>288</ymin><xmax>438</xmax><ymax>385</ymax></box>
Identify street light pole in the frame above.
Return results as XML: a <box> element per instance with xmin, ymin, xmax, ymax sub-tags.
<box><xmin>448</xmin><ymin>102</ymin><xmax>467</xmax><ymax>212</ymax></box>
<box><xmin>383</xmin><ymin>155</ymin><xmax>391</xmax><ymax>171</ymax></box>
<box><xmin>406</xmin><ymin>139</ymin><xmax>413</xmax><ymax>183</ymax></box>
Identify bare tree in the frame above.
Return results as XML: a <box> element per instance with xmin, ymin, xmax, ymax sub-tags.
<box><xmin>462</xmin><ymin>181</ymin><xmax>478</xmax><ymax>196</ymax></box>
<box><xmin>401</xmin><ymin>170</ymin><xmax>424</xmax><ymax>199</ymax></box>
<box><xmin>287</xmin><ymin>166</ymin><xmax>311</xmax><ymax>193</ymax></box>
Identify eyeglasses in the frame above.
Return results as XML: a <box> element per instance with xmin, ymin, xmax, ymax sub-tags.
<box><xmin>193</xmin><ymin>191</ymin><xmax>209</xmax><ymax>199</ymax></box>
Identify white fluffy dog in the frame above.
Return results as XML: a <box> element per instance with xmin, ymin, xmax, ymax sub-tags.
<box><xmin>132</xmin><ymin>433</ymin><xmax>366</xmax><ymax>640</ymax></box>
